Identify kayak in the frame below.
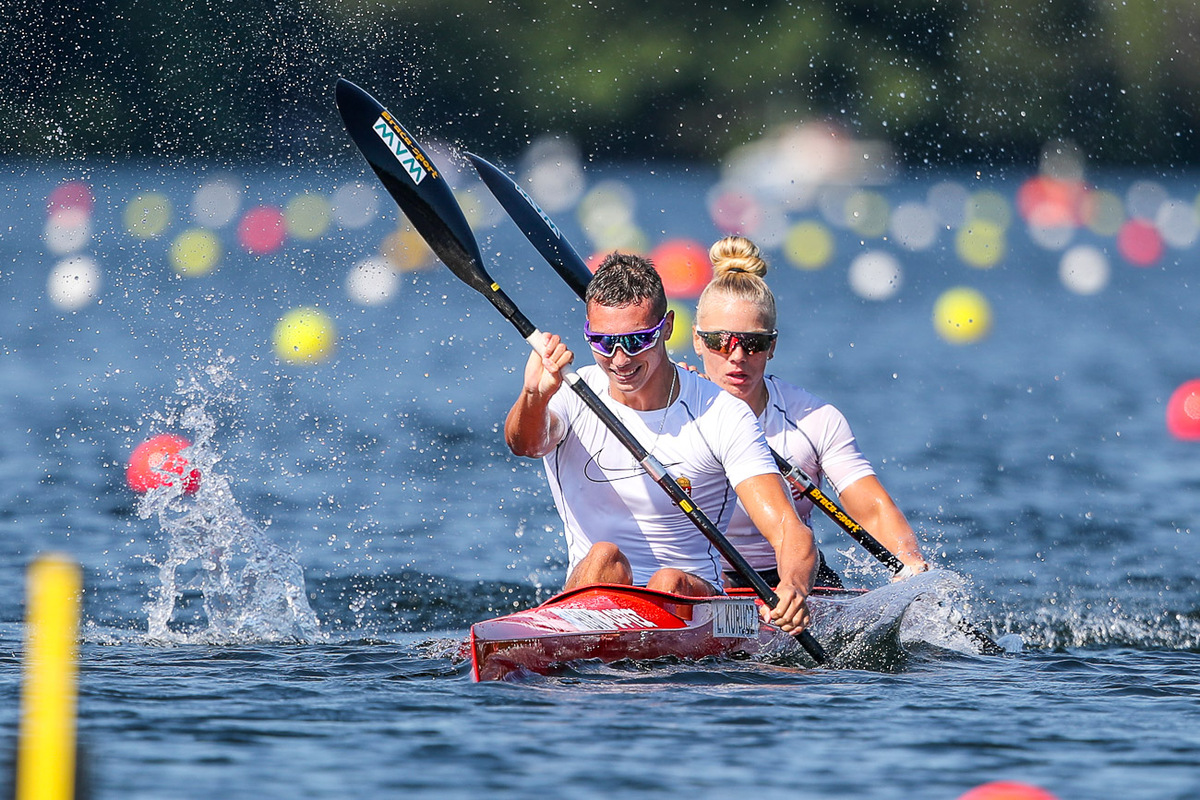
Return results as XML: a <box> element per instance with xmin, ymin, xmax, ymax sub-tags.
<box><xmin>469</xmin><ymin>582</ymin><xmax>866</xmax><ymax>682</ymax></box>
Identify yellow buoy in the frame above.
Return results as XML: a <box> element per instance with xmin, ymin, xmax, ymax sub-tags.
<box><xmin>284</xmin><ymin>193</ymin><xmax>332</xmax><ymax>240</ymax></box>
<box><xmin>17</xmin><ymin>554</ymin><xmax>82</xmax><ymax>800</ymax></box>
<box><xmin>169</xmin><ymin>229</ymin><xmax>222</xmax><ymax>277</ymax></box>
<box><xmin>273</xmin><ymin>307</ymin><xmax>336</xmax><ymax>364</ymax></box>
<box><xmin>933</xmin><ymin>287</ymin><xmax>992</xmax><ymax>344</ymax></box>
<box><xmin>665</xmin><ymin>302</ymin><xmax>693</xmax><ymax>353</ymax></box>
<box><xmin>783</xmin><ymin>220</ymin><xmax>835</xmax><ymax>270</ymax></box>
<box><xmin>123</xmin><ymin>191</ymin><xmax>172</xmax><ymax>239</ymax></box>
<box><xmin>955</xmin><ymin>220</ymin><xmax>1006</xmax><ymax>269</ymax></box>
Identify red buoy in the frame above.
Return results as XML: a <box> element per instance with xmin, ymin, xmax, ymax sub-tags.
<box><xmin>126</xmin><ymin>434</ymin><xmax>200</xmax><ymax>494</ymax></box>
<box><xmin>958</xmin><ymin>781</ymin><xmax>1058</xmax><ymax>800</ymax></box>
<box><xmin>648</xmin><ymin>239</ymin><xmax>712</xmax><ymax>299</ymax></box>
<box><xmin>1167</xmin><ymin>379</ymin><xmax>1200</xmax><ymax>440</ymax></box>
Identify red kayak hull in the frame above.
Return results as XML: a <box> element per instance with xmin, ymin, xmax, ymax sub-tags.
<box><xmin>469</xmin><ymin>583</ymin><xmax>862</xmax><ymax>681</ymax></box>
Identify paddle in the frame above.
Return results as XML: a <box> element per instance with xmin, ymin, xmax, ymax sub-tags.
<box><xmin>468</xmin><ymin>150</ymin><xmax>1004</xmax><ymax>656</ymax></box>
<box><xmin>334</xmin><ymin>78</ymin><xmax>826</xmax><ymax>665</ymax></box>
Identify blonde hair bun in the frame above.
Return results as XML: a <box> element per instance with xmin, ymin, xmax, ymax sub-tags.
<box><xmin>709</xmin><ymin>235</ymin><xmax>768</xmax><ymax>279</ymax></box>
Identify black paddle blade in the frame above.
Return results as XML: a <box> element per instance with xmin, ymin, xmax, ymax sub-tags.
<box><xmin>334</xmin><ymin>79</ymin><xmax>492</xmax><ymax>294</ymax></box>
<box><xmin>467</xmin><ymin>152</ymin><xmax>594</xmax><ymax>298</ymax></box>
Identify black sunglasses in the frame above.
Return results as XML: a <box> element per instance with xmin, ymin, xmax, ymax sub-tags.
<box><xmin>695</xmin><ymin>329</ymin><xmax>777</xmax><ymax>355</ymax></box>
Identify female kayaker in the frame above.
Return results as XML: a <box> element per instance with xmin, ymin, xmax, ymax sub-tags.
<box><xmin>692</xmin><ymin>235</ymin><xmax>930</xmax><ymax>589</ymax></box>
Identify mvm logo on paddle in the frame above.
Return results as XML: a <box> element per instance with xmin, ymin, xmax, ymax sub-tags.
<box><xmin>373</xmin><ymin>112</ymin><xmax>434</xmax><ymax>185</ymax></box>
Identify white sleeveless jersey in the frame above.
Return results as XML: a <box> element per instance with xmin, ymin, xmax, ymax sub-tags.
<box><xmin>724</xmin><ymin>376</ymin><xmax>876</xmax><ymax>571</ymax></box>
<box><xmin>544</xmin><ymin>364</ymin><xmax>778</xmax><ymax>587</ymax></box>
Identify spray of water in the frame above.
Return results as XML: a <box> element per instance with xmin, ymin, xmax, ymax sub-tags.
<box><xmin>137</xmin><ymin>356</ymin><xmax>321</xmax><ymax>644</ymax></box>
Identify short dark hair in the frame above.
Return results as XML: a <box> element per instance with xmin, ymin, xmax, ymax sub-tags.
<box><xmin>585</xmin><ymin>252</ymin><xmax>668</xmax><ymax>318</ymax></box>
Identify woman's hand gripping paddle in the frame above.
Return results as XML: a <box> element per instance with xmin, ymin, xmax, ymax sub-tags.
<box><xmin>334</xmin><ymin>79</ymin><xmax>827</xmax><ymax>664</ymax></box>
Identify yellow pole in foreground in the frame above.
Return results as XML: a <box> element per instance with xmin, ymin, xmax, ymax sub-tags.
<box><xmin>17</xmin><ymin>553</ymin><xmax>82</xmax><ymax>800</ymax></box>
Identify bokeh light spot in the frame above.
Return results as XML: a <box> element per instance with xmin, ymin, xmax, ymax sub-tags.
<box><xmin>238</xmin><ymin>206</ymin><xmax>286</xmax><ymax>254</ymax></box>
<box><xmin>933</xmin><ymin>286</ymin><xmax>992</xmax><ymax>344</ymax></box>
<box><xmin>955</xmin><ymin>220</ymin><xmax>1006</xmax><ymax>268</ymax></box>
<box><xmin>44</xmin><ymin>207</ymin><xmax>92</xmax><ymax>255</ymax></box>
<box><xmin>649</xmin><ymin>239</ymin><xmax>711</xmax><ymax>299</ymax></box>
<box><xmin>783</xmin><ymin>220</ymin><xmax>834</xmax><ymax>270</ymax></box>
<box><xmin>170</xmin><ymin>229</ymin><xmax>222</xmax><ymax>277</ymax></box>
<box><xmin>47</xmin><ymin>255</ymin><xmax>102</xmax><ymax>310</ymax></box>
<box><xmin>523</xmin><ymin>135</ymin><xmax>586</xmax><ymax>214</ymax></box>
<box><xmin>708</xmin><ymin>185</ymin><xmax>763</xmax><ymax>235</ymax></box>
<box><xmin>47</xmin><ymin>181</ymin><xmax>94</xmax><ymax>215</ymax></box>
<box><xmin>191</xmin><ymin>178</ymin><xmax>242</xmax><ymax>228</ymax></box>
<box><xmin>126</xmin><ymin>434</ymin><xmax>200</xmax><ymax>494</ymax></box>
<box><xmin>124</xmin><ymin>192</ymin><xmax>172</xmax><ymax>239</ymax></box>
<box><xmin>1116</xmin><ymin>218</ymin><xmax>1163</xmax><ymax>267</ymax></box>
<box><xmin>965</xmin><ymin>190</ymin><xmax>1012</xmax><ymax>228</ymax></box>
<box><xmin>665</xmin><ymin>301</ymin><xmax>693</xmax><ymax>353</ymax></box>
<box><xmin>579</xmin><ymin>180</ymin><xmax>637</xmax><ymax>251</ymax></box>
<box><xmin>1016</xmin><ymin>175</ymin><xmax>1083</xmax><ymax>228</ymax></box>
<box><xmin>346</xmin><ymin>256</ymin><xmax>401</xmax><ymax>305</ymax></box>
<box><xmin>1125</xmin><ymin>179</ymin><xmax>1168</xmax><ymax>220</ymax></box>
<box><xmin>1167</xmin><ymin>379</ymin><xmax>1200</xmax><ymax>440</ymax></box>
<box><xmin>848</xmin><ymin>251</ymin><xmax>902</xmax><ymax>301</ymax></box>
<box><xmin>1080</xmin><ymin>189</ymin><xmax>1125</xmax><ymax>236</ymax></box>
<box><xmin>1059</xmin><ymin>245</ymin><xmax>1109</xmax><ymax>295</ymax></box>
<box><xmin>273</xmin><ymin>307</ymin><xmax>336</xmax><ymax>364</ymax></box>
<box><xmin>382</xmin><ymin>226</ymin><xmax>435</xmax><ymax>272</ymax></box>
<box><xmin>843</xmin><ymin>190</ymin><xmax>890</xmax><ymax>238</ymax></box>
<box><xmin>1155</xmin><ymin>200</ymin><xmax>1199</xmax><ymax>249</ymax></box>
<box><xmin>889</xmin><ymin>201</ymin><xmax>939</xmax><ymax>251</ymax></box>
<box><xmin>285</xmin><ymin>193</ymin><xmax>332</xmax><ymax>240</ymax></box>
<box><xmin>332</xmin><ymin>182</ymin><xmax>380</xmax><ymax>229</ymax></box>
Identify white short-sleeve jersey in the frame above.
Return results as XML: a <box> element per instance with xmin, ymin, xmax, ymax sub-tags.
<box><xmin>724</xmin><ymin>375</ymin><xmax>876</xmax><ymax>571</ymax></box>
<box><xmin>543</xmin><ymin>364</ymin><xmax>778</xmax><ymax>586</ymax></box>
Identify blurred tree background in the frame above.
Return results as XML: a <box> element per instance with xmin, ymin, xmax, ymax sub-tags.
<box><xmin>3</xmin><ymin>0</ymin><xmax>1198</xmax><ymax>167</ymax></box>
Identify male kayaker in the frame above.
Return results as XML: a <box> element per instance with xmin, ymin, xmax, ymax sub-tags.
<box><xmin>505</xmin><ymin>253</ymin><xmax>818</xmax><ymax>633</ymax></box>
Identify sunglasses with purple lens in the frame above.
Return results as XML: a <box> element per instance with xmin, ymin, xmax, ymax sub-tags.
<box><xmin>583</xmin><ymin>317</ymin><xmax>668</xmax><ymax>357</ymax></box>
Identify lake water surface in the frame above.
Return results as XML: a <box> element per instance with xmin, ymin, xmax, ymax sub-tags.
<box><xmin>1</xmin><ymin>158</ymin><xmax>1198</xmax><ymax>798</ymax></box>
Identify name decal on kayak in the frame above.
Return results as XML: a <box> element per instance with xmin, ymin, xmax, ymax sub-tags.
<box><xmin>548</xmin><ymin>607</ymin><xmax>656</xmax><ymax>631</ymax></box>
<box><xmin>373</xmin><ymin>112</ymin><xmax>433</xmax><ymax>185</ymax></box>
<box><xmin>712</xmin><ymin>599</ymin><xmax>760</xmax><ymax>638</ymax></box>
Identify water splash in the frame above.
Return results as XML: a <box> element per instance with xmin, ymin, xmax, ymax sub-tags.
<box><xmin>808</xmin><ymin>570</ymin><xmax>1008</xmax><ymax>671</ymax></box>
<box><xmin>137</xmin><ymin>355</ymin><xmax>321</xmax><ymax>644</ymax></box>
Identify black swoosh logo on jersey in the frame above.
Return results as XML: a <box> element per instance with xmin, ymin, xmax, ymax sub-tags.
<box><xmin>582</xmin><ymin>450</ymin><xmax>683</xmax><ymax>484</ymax></box>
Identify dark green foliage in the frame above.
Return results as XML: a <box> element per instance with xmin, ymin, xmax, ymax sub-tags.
<box><xmin>3</xmin><ymin>0</ymin><xmax>1197</xmax><ymax>166</ymax></box>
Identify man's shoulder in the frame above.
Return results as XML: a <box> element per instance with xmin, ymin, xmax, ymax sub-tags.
<box><xmin>679</xmin><ymin>369</ymin><xmax>757</xmax><ymax>422</ymax></box>
<box><xmin>678</xmin><ymin>367</ymin><xmax>729</xmax><ymax>406</ymax></box>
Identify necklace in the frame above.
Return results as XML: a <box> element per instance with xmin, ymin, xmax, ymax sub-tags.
<box><xmin>648</xmin><ymin>365</ymin><xmax>678</xmax><ymax>450</ymax></box>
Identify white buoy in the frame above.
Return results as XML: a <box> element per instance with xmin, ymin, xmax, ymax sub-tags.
<box><xmin>47</xmin><ymin>255</ymin><xmax>102</xmax><ymax>310</ymax></box>
<box><xmin>346</xmin><ymin>256</ymin><xmax>401</xmax><ymax>306</ymax></box>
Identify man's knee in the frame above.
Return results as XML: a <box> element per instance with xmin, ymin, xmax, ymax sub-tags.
<box><xmin>587</xmin><ymin>541</ymin><xmax>625</xmax><ymax>563</ymax></box>
<box><xmin>646</xmin><ymin>569</ymin><xmax>720</xmax><ymax>598</ymax></box>
<box><xmin>566</xmin><ymin>542</ymin><xmax>633</xmax><ymax>588</ymax></box>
